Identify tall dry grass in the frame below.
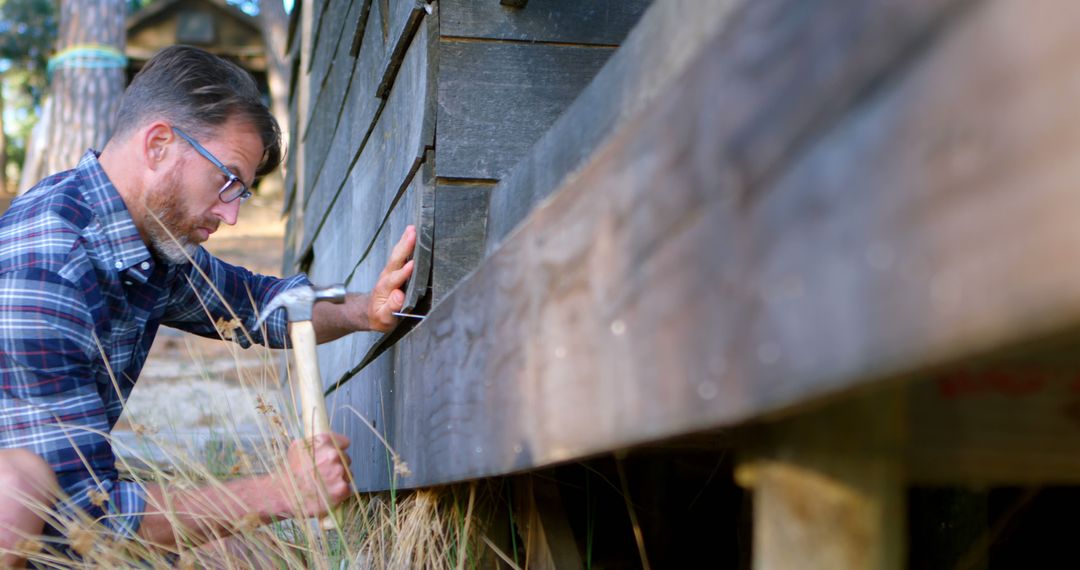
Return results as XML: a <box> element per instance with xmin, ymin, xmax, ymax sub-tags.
<box><xmin>0</xmin><ymin>221</ymin><xmax>510</xmax><ymax>568</ymax></box>
<box><xmin>4</xmin><ymin>317</ymin><xmax>507</xmax><ymax>569</ymax></box>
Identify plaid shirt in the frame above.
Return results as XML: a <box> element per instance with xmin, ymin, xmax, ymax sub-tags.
<box><xmin>0</xmin><ymin>151</ymin><xmax>307</xmax><ymax>538</ymax></box>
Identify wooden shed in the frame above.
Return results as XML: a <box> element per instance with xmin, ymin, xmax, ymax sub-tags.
<box><xmin>126</xmin><ymin>0</ymin><xmax>267</xmax><ymax>79</ymax></box>
<box><xmin>284</xmin><ymin>0</ymin><xmax>1080</xmax><ymax>566</ymax></box>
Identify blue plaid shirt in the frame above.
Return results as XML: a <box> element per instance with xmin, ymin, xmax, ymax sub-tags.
<box><xmin>0</xmin><ymin>151</ymin><xmax>307</xmax><ymax>538</ymax></box>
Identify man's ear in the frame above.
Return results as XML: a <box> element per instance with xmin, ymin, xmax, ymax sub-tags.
<box><xmin>142</xmin><ymin>122</ymin><xmax>175</xmax><ymax>171</ymax></box>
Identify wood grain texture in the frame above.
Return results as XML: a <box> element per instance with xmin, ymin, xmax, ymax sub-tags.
<box><xmin>302</xmin><ymin>0</ymin><xmax>352</xmax><ymax>144</ymax></box>
<box><xmin>374</xmin><ymin>0</ymin><xmax>995</xmax><ymax>488</ymax></box>
<box><xmin>483</xmin><ymin>0</ymin><xmax>742</xmax><ymax>253</ymax></box>
<box><xmin>441</xmin><ymin>0</ymin><xmax>649</xmax><ymax>45</ymax></box>
<box><xmin>300</xmin><ymin>4</ymin><xmax>434</xmax><ymax>262</ymax></box>
<box><xmin>328</xmin><ymin>155</ymin><xmax>434</xmax><ymax>387</ymax></box>
<box><xmin>435</xmin><ymin>41</ymin><xmax>613</xmax><ymax>181</ymax></box>
<box><xmin>432</xmin><ymin>182</ymin><xmax>492</xmax><ymax>304</ymax></box>
<box><xmin>302</xmin><ymin>0</ymin><xmax>365</xmax><ymax>198</ymax></box>
<box><xmin>296</xmin><ymin>0</ymin><xmax>388</xmax><ymax>268</ymax></box>
<box><xmin>375</xmin><ymin>0</ymin><xmax>426</xmax><ymax>99</ymax></box>
<box><xmin>403</xmin><ymin>151</ymin><xmax>435</xmax><ymax>312</ymax></box>
<box><xmin>327</xmin><ymin>347</ymin><xmax>399</xmax><ymax>492</ymax></box>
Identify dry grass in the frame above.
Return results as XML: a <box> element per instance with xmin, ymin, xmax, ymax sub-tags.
<box><xmin>2</xmin><ymin>329</ymin><xmax>503</xmax><ymax>569</ymax></box>
<box><xmin>0</xmin><ymin>219</ymin><xmax>506</xmax><ymax>569</ymax></box>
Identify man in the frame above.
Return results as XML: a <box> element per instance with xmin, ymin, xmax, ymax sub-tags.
<box><xmin>0</xmin><ymin>46</ymin><xmax>415</xmax><ymax>565</ymax></box>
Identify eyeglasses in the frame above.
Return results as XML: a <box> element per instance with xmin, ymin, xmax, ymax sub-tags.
<box><xmin>171</xmin><ymin>127</ymin><xmax>252</xmax><ymax>204</ymax></box>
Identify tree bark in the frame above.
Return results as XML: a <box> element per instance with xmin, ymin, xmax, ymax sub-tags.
<box><xmin>258</xmin><ymin>0</ymin><xmax>292</xmax><ymax>197</ymax></box>
<box><xmin>21</xmin><ymin>0</ymin><xmax>126</xmax><ymax>189</ymax></box>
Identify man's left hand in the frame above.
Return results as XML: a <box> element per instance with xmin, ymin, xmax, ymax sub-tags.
<box><xmin>367</xmin><ymin>226</ymin><xmax>416</xmax><ymax>332</ymax></box>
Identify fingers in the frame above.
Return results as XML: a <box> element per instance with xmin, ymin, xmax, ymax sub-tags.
<box><xmin>384</xmin><ymin>260</ymin><xmax>414</xmax><ymax>298</ymax></box>
<box><xmin>310</xmin><ymin>432</ymin><xmax>351</xmax><ymax>450</ymax></box>
<box><xmin>387</xmin><ymin>225</ymin><xmax>417</xmax><ymax>272</ymax></box>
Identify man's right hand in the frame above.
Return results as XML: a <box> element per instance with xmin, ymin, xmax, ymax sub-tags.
<box><xmin>277</xmin><ymin>433</ymin><xmax>352</xmax><ymax>518</ymax></box>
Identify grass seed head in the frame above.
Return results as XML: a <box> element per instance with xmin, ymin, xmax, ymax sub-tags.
<box><xmin>68</xmin><ymin>527</ymin><xmax>95</xmax><ymax>556</ymax></box>
<box><xmin>16</xmin><ymin>538</ymin><xmax>44</xmax><ymax>556</ymax></box>
<box><xmin>88</xmin><ymin>488</ymin><xmax>110</xmax><ymax>507</ymax></box>
<box><xmin>239</xmin><ymin>512</ymin><xmax>262</xmax><ymax>532</ymax></box>
<box><xmin>214</xmin><ymin>316</ymin><xmax>243</xmax><ymax>340</ymax></box>
<box><xmin>178</xmin><ymin>552</ymin><xmax>197</xmax><ymax>570</ymax></box>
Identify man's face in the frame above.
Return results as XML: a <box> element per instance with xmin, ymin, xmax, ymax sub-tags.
<box><xmin>143</xmin><ymin>120</ymin><xmax>263</xmax><ymax>263</ymax></box>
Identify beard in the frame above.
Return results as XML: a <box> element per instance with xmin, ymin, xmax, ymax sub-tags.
<box><xmin>143</xmin><ymin>166</ymin><xmax>217</xmax><ymax>264</ymax></box>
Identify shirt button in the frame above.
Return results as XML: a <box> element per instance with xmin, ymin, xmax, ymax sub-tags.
<box><xmin>114</xmin><ymin>261</ymin><xmax>123</xmax><ymax>269</ymax></box>
<box><xmin>124</xmin><ymin>281</ymin><xmax>133</xmax><ymax>286</ymax></box>
<box><xmin>140</xmin><ymin>261</ymin><xmax>151</xmax><ymax>270</ymax></box>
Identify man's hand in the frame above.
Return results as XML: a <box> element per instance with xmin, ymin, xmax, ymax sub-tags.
<box><xmin>367</xmin><ymin>225</ymin><xmax>416</xmax><ymax>332</ymax></box>
<box><xmin>277</xmin><ymin>433</ymin><xmax>352</xmax><ymax>518</ymax></box>
<box><xmin>310</xmin><ymin>226</ymin><xmax>417</xmax><ymax>342</ymax></box>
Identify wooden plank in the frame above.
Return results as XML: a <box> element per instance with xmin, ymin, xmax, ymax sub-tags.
<box><xmin>483</xmin><ymin>0</ymin><xmax>740</xmax><ymax>252</ymax></box>
<box><xmin>432</xmin><ymin>181</ymin><xmax>492</xmax><ymax>304</ymax></box>
<box><xmin>301</xmin><ymin>0</ymin><xmax>363</xmax><ymax>198</ymax></box>
<box><xmin>513</xmin><ymin>476</ymin><xmax>584</xmax><ymax>570</ymax></box>
<box><xmin>441</xmin><ymin>0</ymin><xmax>649</xmax><ymax>45</ymax></box>
<box><xmin>305</xmin><ymin>0</ymin><xmax>333</xmax><ymax>73</ymax></box>
<box><xmin>379</xmin><ymin>0</ymin><xmax>980</xmax><ymax>488</ymax></box>
<box><xmin>348</xmin><ymin>0</ymin><xmax>373</xmax><ymax>57</ymax></box>
<box><xmin>327</xmin><ymin>347</ymin><xmax>399</xmax><ymax>492</ymax></box>
<box><xmin>374</xmin><ymin>0</ymin><xmax>426</xmax><ymax>98</ymax></box>
<box><xmin>402</xmin><ymin>151</ymin><xmax>435</xmax><ymax>313</ymax></box>
<box><xmin>310</xmin><ymin>158</ymin><xmax>428</xmax><ymax>390</ymax></box>
<box><xmin>436</xmin><ymin>41</ymin><xmax>613</xmax><ymax>181</ymax></box>
<box><xmin>333</xmin><ymin>157</ymin><xmax>433</xmax><ymax>386</ymax></box>
<box><xmin>301</xmin><ymin>7</ymin><xmax>435</xmax><ymax>266</ymax></box>
<box><xmin>737</xmin><ymin>388</ymin><xmax>906</xmax><ymax>570</ymax></box>
<box><xmin>294</xmin><ymin>0</ymin><xmax>388</xmax><ymax>271</ymax></box>
<box><xmin>302</xmin><ymin>0</ymin><xmax>350</xmax><ymax>135</ymax></box>
<box><xmin>908</xmin><ymin>343</ymin><xmax>1080</xmax><ymax>484</ymax></box>
<box><xmin>288</xmin><ymin>0</ymin><xmax>317</xmax><ymax>267</ymax></box>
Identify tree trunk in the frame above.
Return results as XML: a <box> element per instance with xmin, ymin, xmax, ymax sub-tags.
<box><xmin>23</xmin><ymin>0</ymin><xmax>126</xmax><ymax>188</ymax></box>
<box><xmin>258</xmin><ymin>0</ymin><xmax>291</xmax><ymax>197</ymax></box>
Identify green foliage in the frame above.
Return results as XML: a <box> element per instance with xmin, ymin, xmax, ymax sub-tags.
<box><xmin>0</xmin><ymin>0</ymin><xmax>56</xmax><ymax>98</ymax></box>
<box><xmin>0</xmin><ymin>0</ymin><xmax>56</xmax><ymax>176</ymax></box>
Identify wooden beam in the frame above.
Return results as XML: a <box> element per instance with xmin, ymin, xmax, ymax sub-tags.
<box><xmin>441</xmin><ymin>0</ymin><xmax>647</xmax><ymax>45</ymax></box>
<box><xmin>374</xmin><ymin>0</ymin><xmax>971</xmax><ymax>489</ymax></box>
<box><xmin>513</xmin><ymin>476</ymin><xmax>584</xmax><ymax>570</ymax></box>
<box><xmin>907</xmin><ymin>342</ymin><xmax>1080</xmax><ymax>485</ymax></box>
<box><xmin>736</xmin><ymin>388</ymin><xmax>906</xmax><ymax>569</ymax></box>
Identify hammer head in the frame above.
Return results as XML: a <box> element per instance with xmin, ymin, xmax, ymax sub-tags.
<box><xmin>256</xmin><ymin>284</ymin><xmax>347</xmax><ymax>326</ymax></box>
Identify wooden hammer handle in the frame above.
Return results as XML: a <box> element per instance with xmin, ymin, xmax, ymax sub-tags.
<box><xmin>288</xmin><ymin>320</ymin><xmax>340</xmax><ymax>530</ymax></box>
<box><xmin>290</xmin><ymin>320</ymin><xmax>331</xmax><ymax>435</ymax></box>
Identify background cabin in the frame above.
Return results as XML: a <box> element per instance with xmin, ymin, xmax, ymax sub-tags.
<box><xmin>125</xmin><ymin>0</ymin><xmax>267</xmax><ymax>89</ymax></box>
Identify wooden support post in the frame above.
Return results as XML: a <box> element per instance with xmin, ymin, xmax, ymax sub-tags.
<box><xmin>513</xmin><ymin>476</ymin><xmax>583</xmax><ymax>570</ymax></box>
<box><xmin>736</xmin><ymin>388</ymin><xmax>907</xmax><ymax>570</ymax></box>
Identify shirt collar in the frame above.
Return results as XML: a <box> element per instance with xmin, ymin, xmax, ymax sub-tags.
<box><xmin>75</xmin><ymin>150</ymin><xmax>157</xmax><ymax>283</ymax></box>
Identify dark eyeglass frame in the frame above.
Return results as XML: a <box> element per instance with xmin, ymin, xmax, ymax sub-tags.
<box><xmin>171</xmin><ymin>127</ymin><xmax>252</xmax><ymax>204</ymax></box>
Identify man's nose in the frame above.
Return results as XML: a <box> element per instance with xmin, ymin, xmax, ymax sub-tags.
<box><xmin>210</xmin><ymin>198</ymin><xmax>241</xmax><ymax>226</ymax></box>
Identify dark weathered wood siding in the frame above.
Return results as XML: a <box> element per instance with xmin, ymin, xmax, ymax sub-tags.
<box><xmin>286</xmin><ymin>0</ymin><xmax>648</xmax><ymax>490</ymax></box>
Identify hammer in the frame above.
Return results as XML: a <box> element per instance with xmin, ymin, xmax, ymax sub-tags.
<box><xmin>257</xmin><ymin>283</ymin><xmax>347</xmax><ymax>528</ymax></box>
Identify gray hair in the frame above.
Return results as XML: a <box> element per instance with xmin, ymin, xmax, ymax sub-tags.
<box><xmin>112</xmin><ymin>45</ymin><xmax>282</xmax><ymax>178</ymax></box>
